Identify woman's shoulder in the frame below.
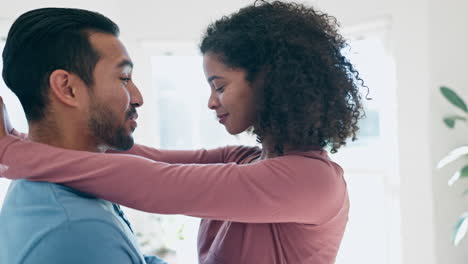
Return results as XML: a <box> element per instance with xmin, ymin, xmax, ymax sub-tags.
<box><xmin>262</xmin><ymin>150</ymin><xmax>344</xmax><ymax>181</ymax></box>
<box><xmin>271</xmin><ymin>149</ymin><xmax>337</xmax><ymax>165</ymax></box>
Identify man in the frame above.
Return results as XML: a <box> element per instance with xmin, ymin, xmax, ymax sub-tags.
<box><xmin>0</xmin><ymin>8</ymin><xmax>165</xmax><ymax>264</ymax></box>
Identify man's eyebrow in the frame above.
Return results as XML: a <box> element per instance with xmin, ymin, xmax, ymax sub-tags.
<box><xmin>117</xmin><ymin>59</ymin><xmax>134</xmax><ymax>69</ymax></box>
<box><xmin>207</xmin><ymin>76</ymin><xmax>223</xmax><ymax>82</ymax></box>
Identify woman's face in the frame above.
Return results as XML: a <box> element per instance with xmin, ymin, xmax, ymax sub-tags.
<box><xmin>203</xmin><ymin>52</ymin><xmax>256</xmax><ymax>135</ymax></box>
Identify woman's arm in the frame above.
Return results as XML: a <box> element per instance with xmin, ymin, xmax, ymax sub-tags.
<box><xmin>112</xmin><ymin>144</ymin><xmax>260</xmax><ymax>164</ymax></box>
<box><xmin>5</xmin><ymin>131</ymin><xmax>260</xmax><ymax>164</ymax></box>
<box><xmin>0</xmin><ymin>135</ymin><xmax>346</xmax><ymax>224</ymax></box>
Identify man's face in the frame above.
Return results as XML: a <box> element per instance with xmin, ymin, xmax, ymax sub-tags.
<box><xmin>86</xmin><ymin>32</ymin><xmax>143</xmax><ymax>151</ymax></box>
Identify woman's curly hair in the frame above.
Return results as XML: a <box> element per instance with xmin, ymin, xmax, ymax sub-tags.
<box><xmin>200</xmin><ymin>0</ymin><xmax>365</xmax><ymax>154</ymax></box>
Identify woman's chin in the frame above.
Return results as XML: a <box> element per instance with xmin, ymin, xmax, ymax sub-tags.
<box><xmin>224</xmin><ymin>125</ymin><xmax>249</xmax><ymax>135</ymax></box>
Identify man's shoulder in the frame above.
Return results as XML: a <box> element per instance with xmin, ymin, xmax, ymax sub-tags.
<box><xmin>1</xmin><ymin>209</ymin><xmax>142</xmax><ymax>264</ymax></box>
<box><xmin>0</xmin><ymin>180</ymin><xmax>140</xmax><ymax>264</ymax></box>
<box><xmin>1</xmin><ymin>179</ymin><xmax>118</xmax><ymax>224</ymax></box>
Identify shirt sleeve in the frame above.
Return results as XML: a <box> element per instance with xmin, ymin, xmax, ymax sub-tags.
<box><xmin>109</xmin><ymin>144</ymin><xmax>261</xmax><ymax>164</ymax></box>
<box><xmin>6</xmin><ymin>130</ymin><xmax>260</xmax><ymax>164</ymax></box>
<box><xmin>23</xmin><ymin>220</ymin><xmax>146</xmax><ymax>264</ymax></box>
<box><xmin>0</xmin><ymin>136</ymin><xmax>346</xmax><ymax>224</ymax></box>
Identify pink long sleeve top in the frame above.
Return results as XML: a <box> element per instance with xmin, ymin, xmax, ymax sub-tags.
<box><xmin>0</xmin><ymin>135</ymin><xmax>349</xmax><ymax>264</ymax></box>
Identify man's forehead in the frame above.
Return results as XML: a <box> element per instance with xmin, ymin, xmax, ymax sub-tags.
<box><xmin>89</xmin><ymin>33</ymin><xmax>126</xmax><ymax>54</ymax></box>
<box><xmin>88</xmin><ymin>32</ymin><xmax>132</xmax><ymax>69</ymax></box>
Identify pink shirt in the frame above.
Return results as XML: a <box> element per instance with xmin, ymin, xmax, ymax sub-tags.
<box><xmin>0</xmin><ymin>135</ymin><xmax>349</xmax><ymax>264</ymax></box>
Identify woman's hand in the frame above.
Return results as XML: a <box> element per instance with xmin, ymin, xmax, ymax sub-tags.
<box><xmin>0</xmin><ymin>96</ymin><xmax>12</xmax><ymax>137</ymax></box>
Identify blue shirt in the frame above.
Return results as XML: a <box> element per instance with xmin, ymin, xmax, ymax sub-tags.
<box><xmin>0</xmin><ymin>180</ymin><xmax>166</xmax><ymax>264</ymax></box>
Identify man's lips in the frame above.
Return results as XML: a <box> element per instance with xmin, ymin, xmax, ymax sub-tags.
<box><xmin>128</xmin><ymin>113</ymin><xmax>138</xmax><ymax>121</ymax></box>
<box><xmin>127</xmin><ymin>107</ymin><xmax>138</xmax><ymax>121</ymax></box>
<box><xmin>126</xmin><ymin>109</ymin><xmax>138</xmax><ymax>131</ymax></box>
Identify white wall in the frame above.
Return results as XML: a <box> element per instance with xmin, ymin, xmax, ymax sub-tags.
<box><xmin>428</xmin><ymin>0</ymin><xmax>468</xmax><ymax>263</ymax></box>
<box><xmin>1</xmin><ymin>0</ymin><xmax>467</xmax><ymax>263</ymax></box>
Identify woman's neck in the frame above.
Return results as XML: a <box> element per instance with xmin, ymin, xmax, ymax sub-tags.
<box><xmin>259</xmin><ymin>136</ymin><xmax>287</xmax><ymax>159</ymax></box>
<box><xmin>259</xmin><ymin>136</ymin><xmax>321</xmax><ymax>160</ymax></box>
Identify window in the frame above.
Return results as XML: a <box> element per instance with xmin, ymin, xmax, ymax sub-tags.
<box><xmin>122</xmin><ymin>44</ymin><xmax>258</xmax><ymax>263</ymax></box>
<box><xmin>334</xmin><ymin>21</ymin><xmax>401</xmax><ymax>264</ymax></box>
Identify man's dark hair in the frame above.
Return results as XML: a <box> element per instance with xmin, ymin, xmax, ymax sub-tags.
<box><xmin>2</xmin><ymin>8</ymin><xmax>119</xmax><ymax>121</ymax></box>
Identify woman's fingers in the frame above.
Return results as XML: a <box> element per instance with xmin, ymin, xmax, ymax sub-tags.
<box><xmin>0</xmin><ymin>96</ymin><xmax>11</xmax><ymax>137</ymax></box>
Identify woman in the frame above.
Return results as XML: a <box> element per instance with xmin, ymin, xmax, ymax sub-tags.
<box><xmin>0</xmin><ymin>1</ymin><xmax>364</xmax><ymax>263</ymax></box>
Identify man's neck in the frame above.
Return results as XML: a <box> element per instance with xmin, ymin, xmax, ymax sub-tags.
<box><xmin>28</xmin><ymin>121</ymin><xmax>106</xmax><ymax>153</ymax></box>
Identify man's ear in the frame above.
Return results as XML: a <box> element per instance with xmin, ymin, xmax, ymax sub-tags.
<box><xmin>48</xmin><ymin>69</ymin><xmax>84</xmax><ymax>107</ymax></box>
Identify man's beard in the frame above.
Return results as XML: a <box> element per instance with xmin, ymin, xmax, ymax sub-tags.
<box><xmin>88</xmin><ymin>102</ymin><xmax>135</xmax><ymax>151</ymax></box>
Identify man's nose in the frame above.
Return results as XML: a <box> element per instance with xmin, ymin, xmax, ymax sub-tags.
<box><xmin>129</xmin><ymin>82</ymin><xmax>143</xmax><ymax>107</ymax></box>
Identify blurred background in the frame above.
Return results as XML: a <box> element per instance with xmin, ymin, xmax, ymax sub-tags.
<box><xmin>0</xmin><ymin>0</ymin><xmax>467</xmax><ymax>263</ymax></box>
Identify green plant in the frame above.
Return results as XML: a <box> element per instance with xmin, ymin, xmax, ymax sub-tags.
<box><xmin>437</xmin><ymin>86</ymin><xmax>468</xmax><ymax>246</ymax></box>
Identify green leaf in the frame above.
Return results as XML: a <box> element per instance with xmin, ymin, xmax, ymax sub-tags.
<box><xmin>448</xmin><ymin>165</ymin><xmax>468</xmax><ymax>186</ymax></box>
<box><xmin>461</xmin><ymin>166</ymin><xmax>468</xmax><ymax>178</ymax></box>
<box><xmin>453</xmin><ymin>212</ymin><xmax>468</xmax><ymax>246</ymax></box>
<box><xmin>463</xmin><ymin>189</ymin><xmax>468</xmax><ymax>196</ymax></box>
<box><xmin>177</xmin><ymin>224</ymin><xmax>185</xmax><ymax>240</ymax></box>
<box><xmin>440</xmin><ymin>86</ymin><xmax>468</xmax><ymax>113</ymax></box>
<box><xmin>443</xmin><ymin>115</ymin><xmax>467</xmax><ymax>128</ymax></box>
<box><xmin>437</xmin><ymin>146</ymin><xmax>468</xmax><ymax>168</ymax></box>
<box><xmin>444</xmin><ymin>118</ymin><xmax>455</xmax><ymax>128</ymax></box>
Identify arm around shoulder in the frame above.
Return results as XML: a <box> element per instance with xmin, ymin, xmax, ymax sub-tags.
<box><xmin>112</xmin><ymin>144</ymin><xmax>260</xmax><ymax>164</ymax></box>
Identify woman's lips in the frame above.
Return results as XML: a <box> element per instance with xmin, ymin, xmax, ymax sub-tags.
<box><xmin>217</xmin><ymin>113</ymin><xmax>229</xmax><ymax>124</ymax></box>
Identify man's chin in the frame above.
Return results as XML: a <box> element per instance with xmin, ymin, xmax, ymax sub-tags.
<box><xmin>107</xmin><ymin>132</ymin><xmax>134</xmax><ymax>151</ymax></box>
<box><xmin>119</xmin><ymin>136</ymin><xmax>134</xmax><ymax>151</ymax></box>
<box><xmin>109</xmin><ymin>142</ymin><xmax>133</xmax><ymax>152</ymax></box>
